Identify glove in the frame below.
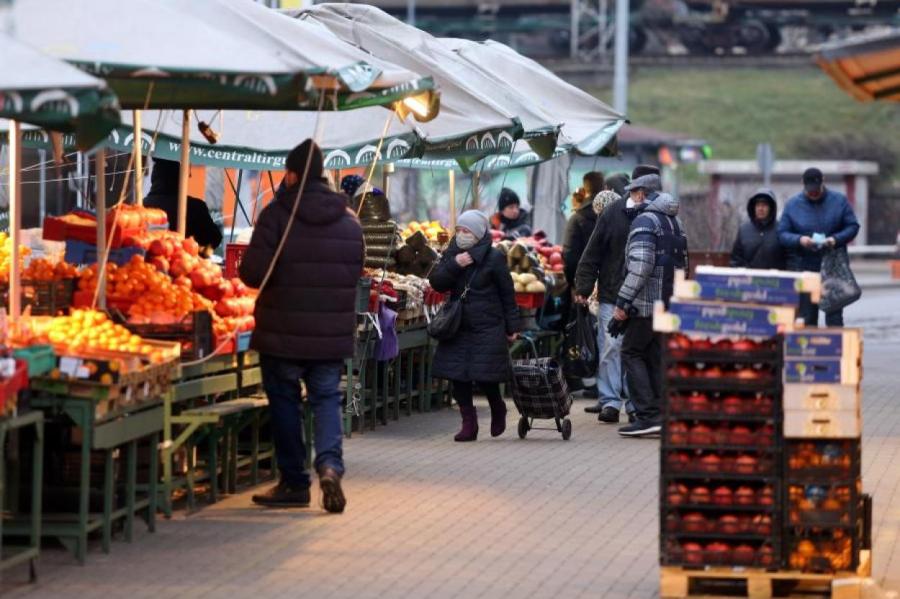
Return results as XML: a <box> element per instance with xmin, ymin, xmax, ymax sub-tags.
<box><xmin>607</xmin><ymin>317</ymin><xmax>629</xmax><ymax>339</ymax></box>
<box><xmin>607</xmin><ymin>306</ymin><xmax>638</xmax><ymax>338</ymax></box>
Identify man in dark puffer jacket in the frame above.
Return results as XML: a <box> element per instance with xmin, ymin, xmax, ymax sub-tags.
<box><xmin>240</xmin><ymin>140</ymin><xmax>364</xmax><ymax>513</ymax></box>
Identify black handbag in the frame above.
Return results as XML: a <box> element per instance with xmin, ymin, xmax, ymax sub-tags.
<box><xmin>819</xmin><ymin>246</ymin><xmax>862</xmax><ymax>313</ymax></box>
<box><xmin>427</xmin><ymin>263</ymin><xmax>480</xmax><ymax>340</ymax></box>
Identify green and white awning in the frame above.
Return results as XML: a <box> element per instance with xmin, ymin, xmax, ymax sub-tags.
<box><xmin>7</xmin><ymin>0</ymin><xmax>438</xmax><ymax>112</ymax></box>
<box><xmin>0</xmin><ymin>34</ymin><xmax>120</xmax><ymax>149</ymax></box>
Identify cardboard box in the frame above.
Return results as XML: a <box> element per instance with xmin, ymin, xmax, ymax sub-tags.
<box><xmin>784</xmin><ymin>383</ymin><xmax>861</xmax><ymax>412</ymax></box>
<box><xmin>690</xmin><ymin>266</ymin><xmax>821</xmax><ymax>302</ymax></box>
<box><xmin>653</xmin><ymin>298</ymin><xmax>797</xmax><ymax>337</ymax></box>
<box><xmin>785</xmin><ymin>329</ymin><xmax>862</xmax><ymax>360</ymax></box>
<box><xmin>784</xmin><ymin>358</ymin><xmax>861</xmax><ymax>385</ymax></box>
<box><xmin>675</xmin><ymin>269</ymin><xmax>820</xmax><ymax>306</ymax></box>
<box><xmin>784</xmin><ymin>410</ymin><xmax>861</xmax><ymax>439</ymax></box>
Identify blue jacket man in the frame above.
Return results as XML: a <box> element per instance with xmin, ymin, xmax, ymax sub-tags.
<box><xmin>777</xmin><ymin>168</ymin><xmax>860</xmax><ymax>326</ymax></box>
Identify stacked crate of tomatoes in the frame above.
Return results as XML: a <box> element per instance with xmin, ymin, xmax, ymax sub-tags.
<box><xmin>660</xmin><ymin>332</ymin><xmax>784</xmax><ymax>569</ymax></box>
<box><xmin>656</xmin><ymin>267</ymin><xmax>819</xmax><ymax>570</ymax></box>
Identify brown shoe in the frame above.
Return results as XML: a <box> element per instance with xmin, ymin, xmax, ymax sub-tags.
<box><xmin>252</xmin><ymin>481</ymin><xmax>310</xmax><ymax>508</ymax></box>
<box><xmin>319</xmin><ymin>467</ymin><xmax>346</xmax><ymax>514</ymax></box>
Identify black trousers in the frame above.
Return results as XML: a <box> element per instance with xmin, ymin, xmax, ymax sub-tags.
<box><xmin>452</xmin><ymin>380</ymin><xmax>503</xmax><ymax>409</ymax></box>
<box><xmin>621</xmin><ymin>317</ymin><xmax>662</xmax><ymax>423</ymax></box>
<box><xmin>799</xmin><ymin>293</ymin><xmax>844</xmax><ymax>327</ymax></box>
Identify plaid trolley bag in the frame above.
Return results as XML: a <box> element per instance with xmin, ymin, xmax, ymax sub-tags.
<box><xmin>509</xmin><ymin>354</ymin><xmax>574</xmax><ymax>440</ymax></box>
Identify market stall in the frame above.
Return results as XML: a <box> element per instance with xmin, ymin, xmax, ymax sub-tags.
<box><xmin>1</xmin><ymin>0</ymin><xmax>443</xmax><ymax>566</ymax></box>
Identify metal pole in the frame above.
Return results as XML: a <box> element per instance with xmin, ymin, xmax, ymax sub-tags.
<box><xmin>382</xmin><ymin>163</ymin><xmax>394</xmax><ymax>198</ymax></box>
<box><xmin>95</xmin><ymin>149</ymin><xmax>107</xmax><ymax>310</ymax></box>
<box><xmin>613</xmin><ymin>0</ymin><xmax>630</xmax><ymax>115</ymax></box>
<box><xmin>406</xmin><ymin>0</ymin><xmax>416</xmax><ymax>26</ymax></box>
<box><xmin>8</xmin><ymin>121</ymin><xmax>22</xmax><ymax>321</ymax></box>
<box><xmin>177</xmin><ymin>109</ymin><xmax>190</xmax><ymax>236</ymax></box>
<box><xmin>448</xmin><ymin>169</ymin><xmax>456</xmax><ymax>230</ymax></box>
<box><xmin>38</xmin><ymin>149</ymin><xmax>46</xmax><ymax>224</ymax></box>
<box><xmin>570</xmin><ymin>0</ymin><xmax>579</xmax><ymax>59</ymax></box>
<box><xmin>471</xmin><ymin>171</ymin><xmax>480</xmax><ymax>210</ymax></box>
<box><xmin>133</xmin><ymin>110</ymin><xmax>144</xmax><ymax>205</ymax></box>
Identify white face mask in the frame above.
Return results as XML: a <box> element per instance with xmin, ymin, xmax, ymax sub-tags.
<box><xmin>456</xmin><ymin>231</ymin><xmax>477</xmax><ymax>250</ymax></box>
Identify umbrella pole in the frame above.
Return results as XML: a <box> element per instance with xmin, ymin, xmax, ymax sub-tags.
<box><xmin>96</xmin><ymin>149</ymin><xmax>107</xmax><ymax>310</ymax></box>
<box><xmin>382</xmin><ymin>163</ymin><xmax>394</xmax><ymax>197</ymax></box>
<box><xmin>8</xmin><ymin>121</ymin><xmax>22</xmax><ymax>322</ymax></box>
<box><xmin>133</xmin><ymin>110</ymin><xmax>144</xmax><ymax>205</ymax></box>
<box><xmin>448</xmin><ymin>169</ymin><xmax>456</xmax><ymax>231</ymax></box>
<box><xmin>177</xmin><ymin>109</ymin><xmax>190</xmax><ymax>237</ymax></box>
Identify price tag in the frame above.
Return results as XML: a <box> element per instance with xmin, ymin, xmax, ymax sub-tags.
<box><xmin>60</xmin><ymin>357</ymin><xmax>83</xmax><ymax>378</ymax></box>
<box><xmin>143</xmin><ymin>382</ymin><xmax>150</xmax><ymax>398</ymax></box>
<box><xmin>125</xmin><ymin>386</ymin><xmax>133</xmax><ymax>404</ymax></box>
<box><xmin>0</xmin><ymin>358</ymin><xmax>16</xmax><ymax>378</ymax></box>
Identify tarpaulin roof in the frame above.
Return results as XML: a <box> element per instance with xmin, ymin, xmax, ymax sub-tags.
<box><xmin>6</xmin><ymin>0</ymin><xmax>435</xmax><ymax>111</ymax></box>
<box><xmin>816</xmin><ymin>28</ymin><xmax>900</xmax><ymax>102</ymax></box>
<box><xmin>291</xmin><ymin>4</ymin><xmax>561</xmax><ymax>161</ymax></box>
<box><xmin>0</xmin><ymin>34</ymin><xmax>120</xmax><ymax>148</ymax></box>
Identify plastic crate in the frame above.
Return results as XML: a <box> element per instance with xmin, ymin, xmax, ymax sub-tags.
<box><xmin>224</xmin><ymin>243</ymin><xmax>249</xmax><ymax>279</ymax></box>
<box><xmin>65</xmin><ymin>239</ymin><xmax>145</xmax><ymax>266</ymax></box>
<box><xmin>785</xmin><ymin>439</ymin><xmax>861</xmax><ymax>482</ymax></box>
<box><xmin>0</xmin><ymin>278</ymin><xmax>74</xmax><ymax>316</ymax></box>
<box><xmin>515</xmin><ymin>292</ymin><xmax>544</xmax><ymax>310</ymax></box>
<box><xmin>13</xmin><ymin>344</ymin><xmax>56</xmax><ymax>377</ymax></box>
<box><xmin>121</xmin><ymin>311</ymin><xmax>214</xmax><ymax>361</ymax></box>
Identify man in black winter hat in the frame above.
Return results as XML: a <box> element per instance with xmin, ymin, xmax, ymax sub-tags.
<box><xmin>240</xmin><ymin>139</ymin><xmax>364</xmax><ymax>513</ymax></box>
<box><xmin>490</xmin><ymin>187</ymin><xmax>532</xmax><ymax>240</ymax></box>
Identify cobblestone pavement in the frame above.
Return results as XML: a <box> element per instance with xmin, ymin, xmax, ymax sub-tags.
<box><xmin>4</xmin><ymin>289</ymin><xmax>900</xmax><ymax>598</ymax></box>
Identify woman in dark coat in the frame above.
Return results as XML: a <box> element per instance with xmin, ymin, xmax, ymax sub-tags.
<box><xmin>730</xmin><ymin>188</ymin><xmax>786</xmax><ymax>270</ymax></box>
<box><xmin>429</xmin><ymin>210</ymin><xmax>522</xmax><ymax>442</ymax></box>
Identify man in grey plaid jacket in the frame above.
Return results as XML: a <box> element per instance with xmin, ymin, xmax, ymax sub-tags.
<box><xmin>612</xmin><ymin>180</ymin><xmax>687</xmax><ymax>438</ymax></box>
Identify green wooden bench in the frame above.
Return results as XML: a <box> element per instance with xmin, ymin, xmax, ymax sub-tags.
<box><xmin>162</xmin><ymin>354</ymin><xmax>274</xmax><ymax>515</ymax></box>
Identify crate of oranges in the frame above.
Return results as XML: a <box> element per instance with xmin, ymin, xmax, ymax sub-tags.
<box><xmin>29</xmin><ymin>310</ymin><xmax>180</xmax><ymax>413</ymax></box>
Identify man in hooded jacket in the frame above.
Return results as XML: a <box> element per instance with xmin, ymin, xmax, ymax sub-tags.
<box><xmin>613</xmin><ymin>189</ymin><xmax>687</xmax><ymax>438</ymax></box>
<box><xmin>730</xmin><ymin>188</ymin><xmax>785</xmax><ymax>270</ymax></box>
<box><xmin>240</xmin><ymin>140</ymin><xmax>364</xmax><ymax>513</ymax></box>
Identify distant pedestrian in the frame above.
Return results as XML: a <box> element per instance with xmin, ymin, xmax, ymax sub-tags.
<box><xmin>730</xmin><ymin>188</ymin><xmax>785</xmax><ymax>269</ymax></box>
<box><xmin>240</xmin><ymin>140</ymin><xmax>363</xmax><ymax>513</ymax></box>
<box><xmin>778</xmin><ymin>168</ymin><xmax>860</xmax><ymax>326</ymax></box>
<box><xmin>490</xmin><ymin>188</ymin><xmax>532</xmax><ymax>240</ymax></box>
<box><xmin>614</xmin><ymin>186</ymin><xmax>687</xmax><ymax>438</ymax></box>
<box><xmin>429</xmin><ymin>210</ymin><xmax>522</xmax><ymax>442</ymax></box>
<box><xmin>575</xmin><ymin>166</ymin><xmax>661</xmax><ymax>423</ymax></box>
<box><xmin>563</xmin><ymin>171</ymin><xmax>605</xmax><ymax>288</ymax></box>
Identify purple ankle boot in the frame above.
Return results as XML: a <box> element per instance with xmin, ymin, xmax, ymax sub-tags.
<box><xmin>487</xmin><ymin>396</ymin><xmax>507</xmax><ymax>437</ymax></box>
<box><xmin>454</xmin><ymin>405</ymin><xmax>478</xmax><ymax>442</ymax></box>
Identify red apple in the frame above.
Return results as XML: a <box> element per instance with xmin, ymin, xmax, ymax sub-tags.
<box><xmin>182</xmin><ymin>237</ymin><xmax>200</xmax><ymax>257</ymax></box>
<box><xmin>150</xmin><ymin>255</ymin><xmax>169</xmax><ymax>274</ymax></box>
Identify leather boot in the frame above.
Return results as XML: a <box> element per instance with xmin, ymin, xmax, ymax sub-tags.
<box><xmin>487</xmin><ymin>396</ymin><xmax>507</xmax><ymax>437</ymax></box>
<box><xmin>454</xmin><ymin>405</ymin><xmax>478</xmax><ymax>442</ymax></box>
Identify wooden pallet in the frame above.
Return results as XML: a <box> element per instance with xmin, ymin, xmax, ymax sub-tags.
<box><xmin>660</xmin><ymin>550</ymin><xmax>872</xmax><ymax>599</ymax></box>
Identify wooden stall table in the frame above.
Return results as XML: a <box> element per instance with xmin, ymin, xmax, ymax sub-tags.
<box><xmin>0</xmin><ymin>410</ymin><xmax>43</xmax><ymax>581</ymax></box>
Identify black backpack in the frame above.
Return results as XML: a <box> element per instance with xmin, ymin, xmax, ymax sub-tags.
<box><xmin>656</xmin><ymin>214</ymin><xmax>687</xmax><ymax>308</ymax></box>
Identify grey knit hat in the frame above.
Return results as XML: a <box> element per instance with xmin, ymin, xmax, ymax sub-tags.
<box><xmin>456</xmin><ymin>210</ymin><xmax>489</xmax><ymax>240</ymax></box>
<box><xmin>593</xmin><ymin>190</ymin><xmax>621</xmax><ymax>215</ymax></box>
